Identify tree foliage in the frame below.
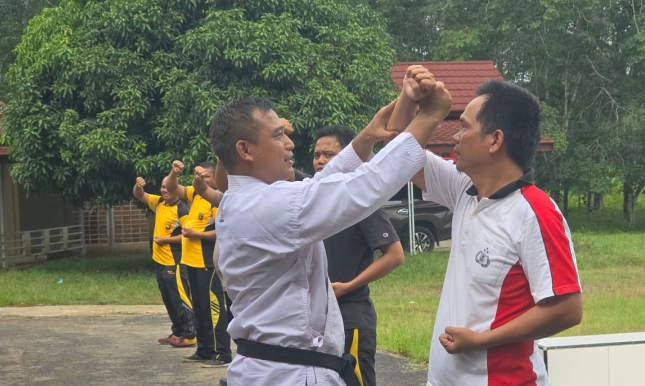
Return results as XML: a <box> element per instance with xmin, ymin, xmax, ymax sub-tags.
<box><xmin>0</xmin><ymin>0</ymin><xmax>63</xmax><ymax>98</ymax></box>
<box><xmin>3</xmin><ymin>0</ymin><xmax>396</xmax><ymax>205</ymax></box>
<box><xmin>373</xmin><ymin>0</ymin><xmax>645</xmax><ymax>226</ymax></box>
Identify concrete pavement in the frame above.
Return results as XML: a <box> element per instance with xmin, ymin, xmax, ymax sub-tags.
<box><xmin>0</xmin><ymin>306</ymin><xmax>427</xmax><ymax>386</ymax></box>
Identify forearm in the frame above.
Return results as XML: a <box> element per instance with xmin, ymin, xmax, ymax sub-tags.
<box><xmin>386</xmin><ymin>96</ymin><xmax>417</xmax><ymax>133</ymax></box>
<box><xmin>133</xmin><ymin>185</ymin><xmax>147</xmax><ymax>203</ymax></box>
<box><xmin>165</xmin><ymin>235</ymin><xmax>182</xmax><ymax>244</ymax></box>
<box><xmin>166</xmin><ymin>172</ymin><xmax>185</xmax><ymax>198</ymax></box>
<box><xmin>344</xmin><ymin>249</ymin><xmax>404</xmax><ymax>292</ymax></box>
<box><xmin>192</xmin><ymin>230</ymin><xmax>217</xmax><ymax>241</ymax></box>
<box><xmin>404</xmin><ymin>115</ymin><xmax>442</xmax><ymax>148</ymax></box>
<box><xmin>479</xmin><ymin>292</ymin><xmax>583</xmax><ymax>349</ymax></box>
<box><xmin>351</xmin><ymin>132</ymin><xmax>376</xmax><ymax>162</ymax></box>
<box><xmin>197</xmin><ymin>186</ymin><xmax>223</xmax><ymax>207</ymax></box>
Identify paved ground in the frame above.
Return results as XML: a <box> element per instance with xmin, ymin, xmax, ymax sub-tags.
<box><xmin>0</xmin><ymin>306</ymin><xmax>427</xmax><ymax>386</ymax></box>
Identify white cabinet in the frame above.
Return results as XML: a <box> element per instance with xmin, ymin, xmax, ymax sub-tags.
<box><xmin>538</xmin><ymin>332</ymin><xmax>645</xmax><ymax>386</ymax></box>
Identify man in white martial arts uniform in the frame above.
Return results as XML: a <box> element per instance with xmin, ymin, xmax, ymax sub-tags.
<box><xmin>196</xmin><ymin>77</ymin><xmax>451</xmax><ymax>385</ymax></box>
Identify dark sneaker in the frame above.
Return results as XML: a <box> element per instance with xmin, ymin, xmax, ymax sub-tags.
<box><xmin>199</xmin><ymin>357</ymin><xmax>232</xmax><ymax>368</ymax></box>
<box><xmin>181</xmin><ymin>353</ymin><xmax>211</xmax><ymax>363</ymax></box>
<box><xmin>168</xmin><ymin>336</ymin><xmax>197</xmax><ymax>348</ymax></box>
<box><xmin>219</xmin><ymin>378</ymin><xmax>227</xmax><ymax>386</ymax></box>
<box><xmin>158</xmin><ymin>334</ymin><xmax>177</xmax><ymax>345</ymax></box>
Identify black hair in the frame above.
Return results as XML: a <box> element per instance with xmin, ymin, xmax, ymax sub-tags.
<box><xmin>475</xmin><ymin>80</ymin><xmax>541</xmax><ymax>171</ymax></box>
<box><xmin>209</xmin><ymin>97</ymin><xmax>276</xmax><ymax>170</ymax></box>
<box><xmin>199</xmin><ymin>161</ymin><xmax>217</xmax><ymax>174</ymax></box>
<box><xmin>314</xmin><ymin>125</ymin><xmax>356</xmax><ymax>149</ymax></box>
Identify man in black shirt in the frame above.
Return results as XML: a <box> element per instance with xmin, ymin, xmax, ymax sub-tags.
<box><xmin>314</xmin><ymin>125</ymin><xmax>405</xmax><ymax>386</ymax></box>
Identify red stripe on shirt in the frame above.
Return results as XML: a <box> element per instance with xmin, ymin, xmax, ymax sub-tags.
<box><xmin>521</xmin><ymin>185</ymin><xmax>581</xmax><ymax>295</ymax></box>
<box><xmin>488</xmin><ymin>261</ymin><xmax>537</xmax><ymax>386</ymax></box>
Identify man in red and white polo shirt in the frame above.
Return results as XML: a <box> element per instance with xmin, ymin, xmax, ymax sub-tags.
<box><xmin>410</xmin><ymin>80</ymin><xmax>583</xmax><ymax>385</ymax></box>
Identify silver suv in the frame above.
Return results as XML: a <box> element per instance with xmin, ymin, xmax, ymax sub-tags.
<box><xmin>381</xmin><ymin>185</ymin><xmax>452</xmax><ymax>253</ymax></box>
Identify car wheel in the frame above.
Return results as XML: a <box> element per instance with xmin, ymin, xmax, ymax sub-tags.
<box><xmin>412</xmin><ymin>226</ymin><xmax>435</xmax><ymax>253</ymax></box>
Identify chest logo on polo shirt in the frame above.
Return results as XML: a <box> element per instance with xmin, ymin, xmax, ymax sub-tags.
<box><xmin>198</xmin><ymin>213</ymin><xmax>204</xmax><ymax>221</ymax></box>
<box><xmin>165</xmin><ymin>224</ymin><xmax>171</xmax><ymax>230</ymax></box>
<box><xmin>475</xmin><ymin>247</ymin><xmax>490</xmax><ymax>268</ymax></box>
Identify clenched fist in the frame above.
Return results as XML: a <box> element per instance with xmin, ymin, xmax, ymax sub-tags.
<box><xmin>402</xmin><ymin>65</ymin><xmax>436</xmax><ymax>102</ymax></box>
<box><xmin>136</xmin><ymin>177</ymin><xmax>147</xmax><ymax>188</ymax></box>
<box><xmin>171</xmin><ymin>160</ymin><xmax>184</xmax><ymax>175</ymax></box>
<box><xmin>193</xmin><ymin>166</ymin><xmax>210</xmax><ymax>194</ymax></box>
<box><xmin>418</xmin><ymin>81</ymin><xmax>452</xmax><ymax>122</ymax></box>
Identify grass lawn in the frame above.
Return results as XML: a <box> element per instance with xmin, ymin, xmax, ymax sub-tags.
<box><xmin>0</xmin><ymin>254</ymin><xmax>160</xmax><ymax>306</ymax></box>
<box><xmin>2</xmin><ymin>228</ymin><xmax>645</xmax><ymax>365</ymax></box>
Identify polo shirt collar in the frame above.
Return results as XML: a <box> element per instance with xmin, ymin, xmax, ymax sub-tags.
<box><xmin>466</xmin><ymin>169</ymin><xmax>535</xmax><ymax>200</ymax></box>
<box><xmin>227</xmin><ymin>175</ymin><xmax>266</xmax><ymax>192</ymax></box>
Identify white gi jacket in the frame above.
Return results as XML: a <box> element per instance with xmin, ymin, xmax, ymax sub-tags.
<box><xmin>217</xmin><ymin>133</ymin><xmax>426</xmax><ymax>385</ymax></box>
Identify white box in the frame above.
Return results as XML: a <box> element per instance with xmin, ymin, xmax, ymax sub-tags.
<box><xmin>538</xmin><ymin>332</ymin><xmax>645</xmax><ymax>386</ymax></box>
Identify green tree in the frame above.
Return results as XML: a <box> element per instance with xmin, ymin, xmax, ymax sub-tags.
<box><xmin>0</xmin><ymin>0</ymin><xmax>61</xmax><ymax>98</ymax></box>
<box><xmin>2</xmin><ymin>0</ymin><xmax>396</xmax><ymax>205</ymax></box>
<box><xmin>374</xmin><ymin>0</ymin><xmax>645</xmax><ymax>225</ymax></box>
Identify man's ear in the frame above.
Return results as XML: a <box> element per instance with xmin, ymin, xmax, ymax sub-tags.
<box><xmin>489</xmin><ymin>129</ymin><xmax>504</xmax><ymax>154</ymax></box>
<box><xmin>236</xmin><ymin>140</ymin><xmax>254</xmax><ymax>162</ymax></box>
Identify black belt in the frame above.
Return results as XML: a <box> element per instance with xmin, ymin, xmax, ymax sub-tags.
<box><xmin>235</xmin><ymin>338</ymin><xmax>361</xmax><ymax>386</ymax></box>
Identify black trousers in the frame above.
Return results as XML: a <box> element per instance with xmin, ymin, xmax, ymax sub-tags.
<box><xmin>186</xmin><ymin>265</ymin><xmax>232</xmax><ymax>360</ymax></box>
<box><xmin>155</xmin><ymin>263</ymin><xmax>195</xmax><ymax>339</ymax></box>
<box><xmin>344</xmin><ymin>328</ymin><xmax>377</xmax><ymax>386</ymax></box>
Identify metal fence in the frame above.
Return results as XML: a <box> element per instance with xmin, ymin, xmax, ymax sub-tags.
<box><xmin>77</xmin><ymin>203</ymin><xmax>150</xmax><ymax>246</ymax></box>
<box><xmin>0</xmin><ymin>225</ymin><xmax>84</xmax><ymax>268</ymax></box>
<box><xmin>0</xmin><ymin>203</ymin><xmax>150</xmax><ymax>268</ymax></box>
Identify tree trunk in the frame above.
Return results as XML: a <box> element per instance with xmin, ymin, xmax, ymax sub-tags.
<box><xmin>593</xmin><ymin>193</ymin><xmax>603</xmax><ymax>212</ymax></box>
<box><xmin>563</xmin><ymin>188</ymin><xmax>569</xmax><ymax>217</ymax></box>
<box><xmin>624</xmin><ymin>182</ymin><xmax>636</xmax><ymax>228</ymax></box>
<box><xmin>551</xmin><ymin>189</ymin><xmax>561</xmax><ymax>206</ymax></box>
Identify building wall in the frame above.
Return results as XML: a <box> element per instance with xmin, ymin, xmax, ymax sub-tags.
<box><xmin>18</xmin><ymin>187</ymin><xmax>76</xmax><ymax>231</ymax></box>
<box><xmin>1</xmin><ymin>163</ymin><xmax>20</xmax><ymax>235</ymax></box>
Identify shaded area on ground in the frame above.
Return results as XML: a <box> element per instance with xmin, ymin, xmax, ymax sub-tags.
<box><xmin>0</xmin><ymin>306</ymin><xmax>427</xmax><ymax>386</ymax></box>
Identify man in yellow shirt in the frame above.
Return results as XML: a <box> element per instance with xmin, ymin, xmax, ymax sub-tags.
<box><xmin>133</xmin><ymin>176</ymin><xmax>196</xmax><ymax>346</ymax></box>
<box><xmin>166</xmin><ymin>161</ymin><xmax>232</xmax><ymax>367</ymax></box>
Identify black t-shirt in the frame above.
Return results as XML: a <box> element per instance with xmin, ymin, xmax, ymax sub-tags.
<box><xmin>323</xmin><ymin>209</ymin><xmax>399</xmax><ymax>329</ymax></box>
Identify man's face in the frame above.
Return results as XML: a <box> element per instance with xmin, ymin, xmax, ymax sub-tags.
<box><xmin>313</xmin><ymin>136</ymin><xmax>343</xmax><ymax>173</ymax></box>
<box><xmin>249</xmin><ymin>109</ymin><xmax>295</xmax><ymax>184</ymax></box>
<box><xmin>453</xmin><ymin>95</ymin><xmax>492</xmax><ymax>174</ymax></box>
<box><xmin>160</xmin><ymin>177</ymin><xmax>178</xmax><ymax>202</ymax></box>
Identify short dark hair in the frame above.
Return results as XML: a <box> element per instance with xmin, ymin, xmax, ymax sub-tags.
<box><xmin>475</xmin><ymin>80</ymin><xmax>541</xmax><ymax>171</ymax></box>
<box><xmin>315</xmin><ymin>125</ymin><xmax>356</xmax><ymax>149</ymax></box>
<box><xmin>199</xmin><ymin>161</ymin><xmax>217</xmax><ymax>174</ymax></box>
<box><xmin>209</xmin><ymin>97</ymin><xmax>276</xmax><ymax>170</ymax></box>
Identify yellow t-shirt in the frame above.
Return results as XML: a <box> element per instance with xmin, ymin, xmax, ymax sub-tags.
<box><xmin>147</xmin><ymin>194</ymin><xmax>189</xmax><ymax>266</ymax></box>
<box><xmin>180</xmin><ymin>186</ymin><xmax>216</xmax><ymax>268</ymax></box>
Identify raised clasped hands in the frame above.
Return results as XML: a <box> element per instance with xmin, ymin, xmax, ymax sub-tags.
<box><xmin>402</xmin><ymin>65</ymin><xmax>437</xmax><ymax>102</ymax></box>
<box><xmin>417</xmin><ymin>80</ymin><xmax>452</xmax><ymax>123</ymax></box>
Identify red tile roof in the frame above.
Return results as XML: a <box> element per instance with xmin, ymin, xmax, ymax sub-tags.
<box><xmin>391</xmin><ymin>61</ymin><xmax>504</xmax><ymax>113</ymax></box>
